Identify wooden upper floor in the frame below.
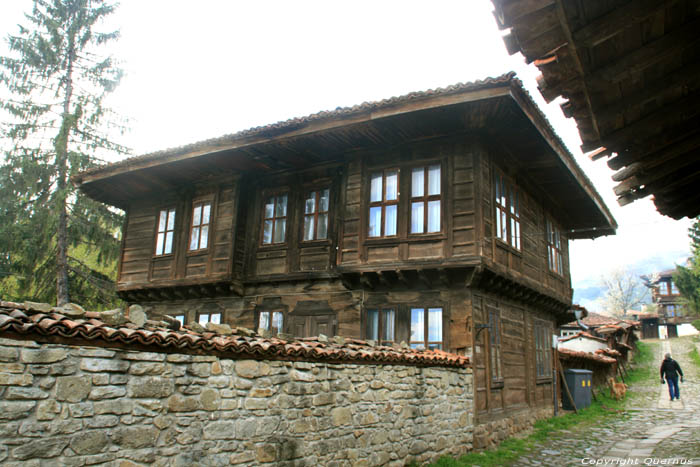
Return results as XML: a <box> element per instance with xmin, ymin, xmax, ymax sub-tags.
<box><xmin>75</xmin><ymin>74</ymin><xmax>616</xmax><ymax>304</ymax></box>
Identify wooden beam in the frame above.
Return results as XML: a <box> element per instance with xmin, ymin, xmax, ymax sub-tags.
<box><xmin>572</xmin><ymin>0</ymin><xmax>680</xmax><ymax>47</ymax></box>
<box><xmin>588</xmin><ymin>147</ymin><xmax>613</xmax><ymax>162</ymax></box>
<box><xmin>376</xmin><ymin>271</ymin><xmax>390</xmax><ymax>287</ymax></box>
<box><xmin>417</xmin><ymin>270</ymin><xmax>432</xmax><ymax>288</ymax></box>
<box><xmin>360</xmin><ymin>272</ymin><xmax>375</xmax><ymax>290</ymax></box>
<box><xmin>395</xmin><ymin>270</ymin><xmax>408</xmax><ymax>286</ymax></box>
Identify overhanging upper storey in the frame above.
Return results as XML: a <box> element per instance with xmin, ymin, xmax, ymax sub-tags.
<box><xmin>74</xmin><ymin>73</ymin><xmax>616</xmax><ymax>238</ymax></box>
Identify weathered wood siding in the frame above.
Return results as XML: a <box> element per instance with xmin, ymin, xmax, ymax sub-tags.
<box><xmin>117</xmin><ymin>181</ymin><xmax>238</xmax><ymax>289</ymax></box>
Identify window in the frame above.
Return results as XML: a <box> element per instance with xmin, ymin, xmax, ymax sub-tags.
<box><xmin>189</xmin><ymin>202</ymin><xmax>211</xmax><ymax>251</ymax></box>
<box><xmin>494</xmin><ymin>170</ymin><xmax>520</xmax><ymax>250</ymax></box>
<box><xmin>658</xmin><ymin>281</ymin><xmax>669</xmax><ymax>295</ymax></box>
<box><xmin>488</xmin><ymin>307</ymin><xmax>503</xmax><ymax>385</ymax></box>
<box><xmin>262</xmin><ymin>194</ymin><xmax>288</xmax><ymax>244</ymax></box>
<box><xmin>410</xmin><ymin>307</ymin><xmax>442</xmax><ymax>350</ymax></box>
<box><xmin>547</xmin><ymin>219</ymin><xmax>563</xmax><ymax>275</ymax></box>
<box><xmin>366</xmin><ymin>308</ymin><xmax>396</xmax><ymax>346</ymax></box>
<box><xmin>173</xmin><ymin>315</ymin><xmax>185</xmax><ymax>325</ymax></box>
<box><xmin>258</xmin><ymin>311</ymin><xmax>284</xmax><ymax>334</ymax></box>
<box><xmin>303</xmin><ymin>189</ymin><xmax>330</xmax><ymax>241</ymax></box>
<box><xmin>670</xmin><ymin>281</ymin><xmax>679</xmax><ymax>295</ymax></box>
<box><xmin>368</xmin><ymin>170</ymin><xmax>398</xmax><ymax>237</ymax></box>
<box><xmin>155</xmin><ymin>208</ymin><xmax>176</xmax><ymax>256</ymax></box>
<box><xmin>534</xmin><ymin>323</ymin><xmax>552</xmax><ymax>378</ymax></box>
<box><xmin>198</xmin><ymin>313</ymin><xmax>221</xmax><ymax>326</ymax></box>
<box><xmin>410</xmin><ymin>165</ymin><xmax>441</xmax><ymax>234</ymax></box>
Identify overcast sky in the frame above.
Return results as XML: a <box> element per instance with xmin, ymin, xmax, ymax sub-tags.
<box><xmin>0</xmin><ymin>1</ymin><xmax>693</xmax><ymax>309</ymax></box>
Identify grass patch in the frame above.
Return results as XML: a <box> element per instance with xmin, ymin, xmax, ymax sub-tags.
<box><xmin>689</xmin><ymin>346</ymin><xmax>700</xmax><ymax>369</ymax></box>
<box><xmin>429</xmin><ymin>341</ymin><xmax>658</xmax><ymax>467</ymax></box>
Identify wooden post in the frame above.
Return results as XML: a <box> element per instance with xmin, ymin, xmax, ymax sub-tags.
<box><xmin>557</xmin><ymin>355</ymin><xmax>578</xmax><ymax>414</ymax></box>
<box><xmin>617</xmin><ymin>363</ymin><xmax>626</xmax><ymax>384</ymax></box>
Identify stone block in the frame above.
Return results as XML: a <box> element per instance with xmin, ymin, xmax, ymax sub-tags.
<box><xmin>127</xmin><ymin>377</ymin><xmax>174</xmax><ymax>398</ymax></box>
<box><xmin>80</xmin><ymin>358</ymin><xmax>129</xmax><ymax>373</ymax></box>
<box><xmin>85</xmin><ymin>415</ymin><xmax>119</xmax><ymax>428</ymax></box>
<box><xmin>55</xmin><ymin>376</ymin><xmax>91</xmax><ymax>402</ymax></box>
<box><xmin>94</xmin><ymin>399</ymin><xmax>132</xmax><ymax>415</ymax></box>
<box><xmin>55</xmin><ymin>303</ymin><xmax>85</xmax><ymax>318</ymax></box>
<box><xmin>202</xmin><ymin>421</ymin><xmax>236</xmax><ymax>440</ymax></box>
<box><xmin>36</xmin><ymin>399</ymin><xmax>61</xmax><ymax>420</ymax></box>
<box><xmin>12</xmin><ymin>436</ymin><xmax>68</xmax><ymax>460</ymax></box>
<box><xmin>52</xmin><ymin>419</ymin><xmax>83</xmax><ymax>435</ymax></box>
<box><xmin>235</xmin><ymin>360</ymin><xmax>260</xmax><ymax>378</ymax></box>
<box><xmin>291</xmin><ymin>369</ymin><xmax>315</xmax><ymax>382</ymax></box>
<box><xmin>331</xmin><ymin>407</ymin><xmax>352</xmax><ymax>426</ymax></box>
<box><xmin>75</xmin><ymin>348</ymin><xmax>116</xmax><ymax>358</ymax></box>
<box><xmin>69</xmin><ymin>402</ymin><xmax>94</xmax><ymax>418</ymax></box>
<box><xmin>18</xmin><ymin>421</ymin><xmax>51</xmax><ymax>437</ymax></box>
<box><xmin>49</xmin><ymin>361</ymin><xmax>78</xmax><ymax>375</ymax></box>
<box><xmin>187</xmin><ymin>363</ymin><xmax>211</xmax><ymax>378</ymax></box>
<box><xmin>5</xmin><ymin>386</ymin><xmax>49</xmax><ymax>400</ymax></box>
<box><xmin>89</xmin><ymin>385</ymin><xmax>126</xmax><ymax>400</ymax></box>
<box><xmin>99</xmin><ymin>308</ymin><xmax>126</xmax><ymax>326</ymax></box>
<box><xmin>121</xmin><ymin>351</ymin><xmax>166</xmax><ymax>361</ymax></box>
<box><xmin>129</xmin><ymin>362</ymin><xmax>165</xmax><ymax>376</ymax></box>
<box><xmin>110</xmin><ymin>374</ymin><xmax>128</xmax><ymax>385</ymax></box>
<box><xmin>111</xmin><ymin>426</ymin><xmax>159</xmax><ymax>449</ymax></box>
<box><xmin>128</xmin><ymin>304</ymin><xmax>147</xmax><ymax>327</ymax></box>
<box><xmin>0</xmin><ymin>346</ymin><xmax>18</xmax><ymax>362</ymax></box>
<box><xmin>167</xmin><ymin>394</ymin><xmax>201</xmax><ymax>412</ymax></box>
<box><xmin>0</xmin><ymin>373</ymin><xmax>33</xmax><ymax>386</ymax></box>
<box><xmin>20</xmin><ymin>348</ymin><xmax>68</xmax><ymax>364</ymax></box>
<box><xmin>200</xmin><ymin>388</ymin><xmax>221</xmax><ymax>411</ymax></box>
<box><xmin>166</xmin><ymin>354</ymin><xmax>192</xmax><ymax>363</ymax></box>
<box><xmin>70</xmin><ymin>431</ymin><xmax>108</xmax><ymax>455</ymax></box>
<box><xmin>91</xmin><ymin>374</ymin><xmax>109</xmax><ymax>385</ymax></box>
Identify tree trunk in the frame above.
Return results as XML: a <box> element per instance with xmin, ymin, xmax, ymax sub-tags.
<box><xmin>55</xmin><ymin>30</ymin><xmax>77</xmax><ymax>306</ymax></box>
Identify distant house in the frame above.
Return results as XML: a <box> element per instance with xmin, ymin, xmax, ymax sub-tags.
<box><xmin>628</xmin><ymin>311</ymin><xmax>660</xmax><ymax>340</ymax></box>
<box><xmin>558</xmin><ymin>332</ymin><xmax>608</xmax><ymax>353</ymax></box>
<box><xmin>644</xmin><ymin>269</ymin><xmax>685</xmax><ymax>318</ymax></box>
<box><xmin>74</xmin><ymin>73</ymin><xmax>616</xmax><ymax>446</ymax></box>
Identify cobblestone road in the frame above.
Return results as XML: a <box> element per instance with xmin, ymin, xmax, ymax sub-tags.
<box><xmin>514</xmin><ymin>336</ymin><xmax>700</xmax><ymax>466</ymax></box>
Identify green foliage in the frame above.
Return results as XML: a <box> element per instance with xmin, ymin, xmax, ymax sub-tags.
<box><xmin>689</xmin><ymin>346</ymin><xmax>700</xmax><ymax>369</ymax></box>
<box><xmin>692</xmin><ymin>319</ymin><xmax>700</xmax><ymax>333</ymax></box>
<box><xmin>0</xmin><ymin>0</ymin><xmax>127</xmax><ymax>308</ymax></box>
<box><xmin>674</xmin><ymin>217</ymin><xmax>700</xmax><ymax>316</ymax></box>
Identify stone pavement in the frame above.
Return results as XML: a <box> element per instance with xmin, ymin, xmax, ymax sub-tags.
<box><xmin>513</xmin><ymin>336</ymin><xmax>700</xmax><ymax>466</ymax></box>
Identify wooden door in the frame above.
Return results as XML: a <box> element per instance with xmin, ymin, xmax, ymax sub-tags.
<box><xmin>287</xmin><ymin>314</ymin><xmax>337</xmax><ymax>338</ymax></box>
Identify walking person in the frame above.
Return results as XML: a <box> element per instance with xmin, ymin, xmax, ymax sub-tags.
<box><xmin>660</xmin><ymin>352</ymin><xmax>684</xmax><ymax>401</ymax></box>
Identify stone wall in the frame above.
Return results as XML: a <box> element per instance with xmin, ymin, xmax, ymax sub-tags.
<box><xmin>0</xmin><ymin>337</ymin><xmax>473</xmax><ymax>466</ymax></box>
<box><xmin>473</xmin><ymin>406</ymin><xmax>554</xmax><ymax>449</ymax></box>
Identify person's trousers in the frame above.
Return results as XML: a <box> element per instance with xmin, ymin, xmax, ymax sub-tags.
<box><xmin>667</xmin><ymin>376</ymin><xmax>680</xmax><ymax>400</ymax></box>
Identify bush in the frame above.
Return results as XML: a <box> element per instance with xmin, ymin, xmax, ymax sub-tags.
<box><xmin>692</xmin><ymin>319</ymin><xmax>700</xmax><ymax>332</ymax></box>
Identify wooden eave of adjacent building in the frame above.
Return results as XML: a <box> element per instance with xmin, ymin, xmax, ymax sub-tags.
<box><xmin>493</xmin><ymin>0</ymin><xmax>700</xmax><ymax>219</ymax></box>
<box><xmin>74</xmin><ymin>73</ymin><xmax>615</xmax><ymax>237</ymax></box>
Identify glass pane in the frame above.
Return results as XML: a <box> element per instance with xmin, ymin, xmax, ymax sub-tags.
<box><xmin>319</xmin><ymin>189</ymin><xmax>330</xmax><ymax>211</ymax></box>
<box><xmin>317</xmin><ymin>213</ymin><xmax>328</xmax><ymax>239</ymax></box>
<box><xmin>428</xmin><ymin>343</ymin><xmax>442</xmax><ymax>350</ymax></box>
<box><xmin>509</xmin><ymin>187</ymin><xmax>516</xmax><ymax>214</ymax></box>
<box><xmin>264</xmin><ymin>198</ymin><xmax>274</xmax><ymax>219</ymax></box>
<box><xmin>272</xmin><ymin>312</ymin><xmax>283</xmax><ymax>333</ymax></box>
<box><xmin>385</xmin><ymin>204</ymin><xmax>397</xmax><ymax>236</ymax></box>
<box><xmin>369</xmin><ymin>206</ymin><xmax>381</xmax><ymax>237</ymax></box>
<box><xmin>189</xmin><ymin>226</ymin><xmax>200</xmax><ymax>250</ymax></box>
<box><xmin>305</xmin><ymin>192</ymin><xmax>316</xmax><ymax>214</ymax></box>
<box><xmin>428</xmin><ymin>308</ymin><xmax>442</xmax><ymax>342</ymax></box>
<box><xmin>277</xmin><ymin>195</ymin><xmax>287</xmax><ymax>217</ymax></box>
<box><xmin>303</xmin><ymin>215</ymin><xmax>314</xmax><ymax>241</ymax></box>
<box><xmin>164</xmin><ymin>231</ymin><xmax>173</xmax><ymax>255</ymax></box>
<box><xmin>410</xmin><ymin>308</ymin><xmax>424</xmax><ymax>343</ymax></box>
<box><xmin>494</xmin><ymin>174</ymin><xmax>500</xmax><ymax>201</ymax></box>
<box><xmin>500</xmin><ymin>211</ymin><xmax>507</xmax><ymax>240</ymax></box>
<box><xmin>155</xmin><ymin>233</ymin><xmax>164</xmax><ymax>255</ymax></box>
<box><xmin>273</xmin><ymin>218</ymin><xmax>286</xmax><ymax>243</ymax></box>
<box><xmin>367</xmin><ymin>309</ymin><xmax>379</xmax><ymax>340</ymax></box>
<box><xmin>259</xmin><ymin>311</ymin><xmax>270</xmax><ymax>331</ymax></box>
<box><xmin>411</xmin><ymin>202</ymin><xmax>424</xmax><ymax>233</ymax></box>
<box><xmin>263</xmin><ymin>220</ymin><xmax>273</xmax><ymax>244</ymax></box>
<box><xmin>211</xmin><ymin>313</ymin><xmax>221</xmax><ymax>325</ymax></box>
<box><xmin>175</xmin><ymin>315</ymin><xmax>185</xmax><ymax>325</ymax></box>
<box><xmin>428</xmin><ymin>165</ymin><xmax>440</xmax><ymax>195</ymax></box>
<box><xmin>511</xmin><ymin>219</ymin><xmax>519</xmax><ymax>249</ymax></box>
<box><xmin>385</xmin><ymin>171</ymin><xmax>398</xmax><ymax>201</ymax></box>
<box><xmin>158</xmin><ymin>210</ymin><xmax>167</xmax><ymax>233</ymax></box>
<box><xmin>412</xmin><ymin>167</ymin><xmax>424</xmax><ymax>197</ymax></box>
<box><xmin>427</xmin><ymin>200</ymin><xmax>440</xmax><ymax>232</ymax></box>
<box><xmin>167</xmin><ymin>209</ymin><xmax>176</xmax><ymax>231</ymax></box>
<box><xmin>192</xmin><ymin>205</ymin><xmax>202</xmax><ymax>227</ymax></box>
<box><xmin>495</xmin><ymin>208</ymin><xmax>501</xmax><ymax>241</ymax></box>
<box><xmin>200</xmin><ymin>225</ymin><xmax>209</xmax><ymax>249</ymax></box>
<box><xmin>383</xmin><ymin>309</ymin><xmax>395</xmax><ymax>341</ymax></box>
<box><xmin>198</xmin><ymin>314</ymin><xmax>209</xmax><ymax>325</ymax></box>
<box><xmin>202</xmin><ymin>204</ymin><xmax>211</xmax><ymax>225</ymax></box>
<box><xmin>370</xmin><ymin>173</ymin><xmax>382</xmax><ymax>202</ymax></box>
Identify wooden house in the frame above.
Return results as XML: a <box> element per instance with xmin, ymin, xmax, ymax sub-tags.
<box><xmin>74</xmin><ymin>73</ymin><xmax>616</xmax><ymax>438</ymax></box>
<box><xmin>642</xmin><ymin>268</ymin><xmax>685</xmax><ymax>318</ymax></box>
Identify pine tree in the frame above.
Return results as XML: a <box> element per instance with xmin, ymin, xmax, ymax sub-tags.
<box><xmin>674</xmin><ymin>217</ymin><xmax>700</xmax><ymax>315</ymax></box>
<box><xmin>0</xmin><ymin>0</ymin><xmax>127</xmax><ymax>307</ymax></box>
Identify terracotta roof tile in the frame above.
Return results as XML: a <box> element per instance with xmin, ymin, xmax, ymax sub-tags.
<box><xmin>558</xmin><ymin>331</ymin><xmax>608</xmax><ymax>343</ymax></box>
<box><xmin>558</xmin><ymin>347</ymin><xmax>616</xmax><ymax>365</ymax></box>
<box><xmin>0</xmin><ymin>301</ymin><xmax>469</xmax><ymax>368</ymax></box>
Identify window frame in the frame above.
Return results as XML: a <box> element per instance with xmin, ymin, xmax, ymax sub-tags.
<box><xmin>534</xmin><ymin>321</ymin><xmax>552</xmax><ymax>381</ymax></box>
<box><xmin>546</xmin><ymin>218</ymin><xmax>564</xmax><ymax>276</ymax></box>
<box><xmin>488</xmin><ymin>307</ymin><xmax>504</xmax><ymax>387</ymax></box>
<box><xmin>365</xmin><ymin>307</ymin><xmax>397</xmax><ymax>346</ymax></box>
<box><xmin>494</xmin><ymin>169</ymin><xmax>521</xmax><ymax>251</ymax></box>
<box><xmin>261</xmin><ymin>191</ymin><xmax>289</xmax><ymax>246</ymax></box>
<box><xmin>187</xmin><ymin>200</ymin><xmax>213</xmax><ymax>253</ymax></box>
<box><xmin>196</xmin><ymin>312</ymin><xmax>221</xmax><ymax>326</ymax></box>
<box><xmin>302</xmin><ymin>187</ymin><xmax>331</xmax><ymax>243</ymax></box>
<box><xmin>368</xmin><ymin>168</ymin><xmax>400</xmax><ymax>238</ymax></box>
<box><xmin>153</xmin><ymin>207</ymin><xmax>177</xmax><ymax>257</ymax></box>
<box><xmin>257</xmin><ymin>310</ymin><xmax>285</xmax><ymax>335</ymax></box>
<box><xmin>409</xmin><ymin>164</ymin><xmax>442</xmax><ymax>235</ymax></box>
<box><xmin>409</xmin><ymin>306</ymin><xmax>443</xmax><ymax>350</ymax></box>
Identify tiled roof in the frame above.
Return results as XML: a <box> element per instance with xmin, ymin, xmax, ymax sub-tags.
<box><xmin>558</xmin><ymin>347</ymin><xmax>616</xmax><ymax>365</ymax></box>
<box><xmin>76</xmin><ymin>73</ymin><xmax>517</xmax><ymax>179</ymax></box>
<box><xmin>558</xmin><ymin>331</ymin><xmax>608</xmax><ymax>344</ymax></box>
<box><xmin>595</xmin><ymin>348</ymin><xmax>622</xmax><ymax>359</ymax></box>
<box><xmin>0</xmin><ymin>301</ymin><xmax>469</xmax><ymax>368</ymax></box>
<box><xmin>563</xmin><ymin>312</ymin><xmax>640</xmax><ymax>329</ymax></box>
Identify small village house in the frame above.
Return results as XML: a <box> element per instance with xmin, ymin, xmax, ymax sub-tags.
<box><xmin>73</xmin><ymin>73</ymin><xmax>616</xmax><ymax>446</ymax></box>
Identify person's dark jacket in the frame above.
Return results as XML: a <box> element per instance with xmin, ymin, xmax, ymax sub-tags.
<box><xmin>660</xmin><ymin>357</ymin><xmax>683</xmax><ymax>380</ymax></box>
